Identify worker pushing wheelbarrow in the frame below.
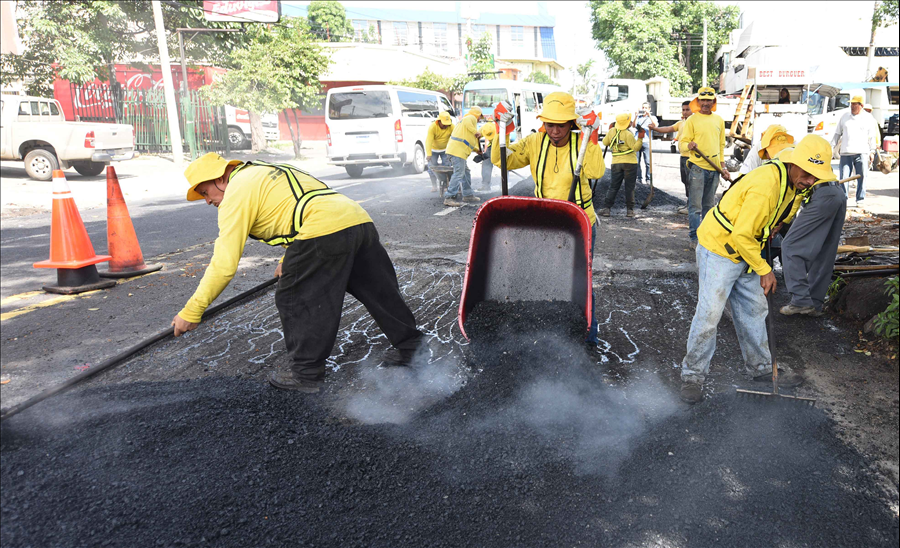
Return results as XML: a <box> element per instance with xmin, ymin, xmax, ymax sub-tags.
<box><xmin>459</xmin><ymin>92</ymin><xmax>607</xmax><ymax>347</ymax></box>
<box><xmin>426</xmin><ymin>111</ymin><xmax>455</xmax><ymax>196</ymax></box>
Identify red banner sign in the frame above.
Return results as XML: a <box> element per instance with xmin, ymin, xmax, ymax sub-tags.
<box><xmin>202</xmin><ymin>1</ymin><xmax>281</xmax><ymax>23</ymax></box>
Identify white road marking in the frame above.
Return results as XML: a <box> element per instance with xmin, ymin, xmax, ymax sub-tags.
<box><xmin>434</xmin><ymin>206</ymin><xmax>462</xmax><ymax>216</ymax></box>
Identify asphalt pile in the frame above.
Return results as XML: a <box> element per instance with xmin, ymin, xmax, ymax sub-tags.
<box><xmin>2</xmin><ymin>300</ymin><xmax>897</xmax><ymax>547</ymax></box>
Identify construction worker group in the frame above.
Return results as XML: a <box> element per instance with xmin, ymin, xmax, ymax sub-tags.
<box><xmin>174</xmin><ymin>88</ymin><xmax>850</xmax><ymax>404</ymax></box>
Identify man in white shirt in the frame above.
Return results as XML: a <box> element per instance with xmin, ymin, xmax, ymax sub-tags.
<box><xmin>832</xmin><ymin>95</ymin><xmax>878</xmax><ymax>207</ymax></box>
<box><xmin>632</xmin><ymin>102</ymin><xmax>658</xmax><ymax>185</ymax></box>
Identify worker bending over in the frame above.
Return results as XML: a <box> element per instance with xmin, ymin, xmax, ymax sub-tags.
<box><xmin>598</xmin><ymin>113</ymin><xmax>641</xmax><ymax>218</ymax></box>
<box><xmin>739</xmin><ymin>125</ymin><xmax>794</xmax><ymax>176</ymax></box>
<box><xmin>444</xmin><ymin>107</ymin><xmax>484</xmax><ymax>207</ymax></box>
<box><xmin>680</xmin><ymin>87</ymin><xmax>732</xmax><ymax>248</ymax></box>
<box><xmin>679</xmin><ymin>135</ymin><xmax>832</xmax><ymax>404</ymax></box>
<box><xmin>173</xmin><ymin>154</ymin><xmax>424</xmax><ymax>393</ymax></box>
<box><xmin>425</xmin><ymin>111</ymin><xmax>454</xmax><ymax>192</ymax></box>
<box><xmin>490</xmin><ymin>91</ymin><xmax>605</xmax><ymax>345</ymax></box>
<box><xmin>649</xmin><ymin>100</ymin><xmax>691</xmax><ymax>214</ymax></box>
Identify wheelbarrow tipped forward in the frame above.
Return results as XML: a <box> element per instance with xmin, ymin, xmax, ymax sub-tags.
<box><xmin>458</xmin><ymin>196</ymin><xmax>593</xmax><ymax>339</ymax></box>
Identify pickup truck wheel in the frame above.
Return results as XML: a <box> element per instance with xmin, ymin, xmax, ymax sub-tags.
<box><xmin>228</xmin><ymin>126</ymin><xmax>248</xmax><ymax>150</ymax></box>
<box><xmin>345</xmin><ymin>165</ymin><xmax>364</xmax><ymax>178</ymax></box>
<box><xmin>24</xmin><ymin>148</ymin><xmax>59</xmax><ymax>181</ymax></box>
<box><xmin>73</xmin><ymin>161</ymin><xmax>106</xmax><ymax>177</ymax></box>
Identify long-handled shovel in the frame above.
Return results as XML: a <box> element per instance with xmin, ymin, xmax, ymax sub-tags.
<box><xmin>641</xmin><ymin>129</ymin><xmax>655</xmax><ymax>209</ymax></box>
<box><xmin>499</xmin><ymin>119</ymin><xmax>509</xmax><ymax>196</ymax></box>
<box><xmin>736</xmin><ymin>239</ymin><xmax>816</xmax><ymax>406</ymax></box>
<box><xmin>567</xmin><ymin>124</ymin><xmax>593</xmax><ymax>203</ymax></box>
<box><xmin>692</xmin><ymin>147</ymin><xmax>730</xmax><ymax>179</ymax></box>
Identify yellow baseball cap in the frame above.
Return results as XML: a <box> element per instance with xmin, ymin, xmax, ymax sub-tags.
<box><xmin>184</xmin><ymin>152</ymin><xmax>242</xmax><ymax>201</ymax></box>
<box><xmin>466</xmin><ymin>107</ymin><xmax>483</xmax><ymax>119</ymax></box>
<box><xmin>614</xmin><ymin>112</ymin><xmax>631</xmax><ymax>131</ymax></box>
<box><xmin>480</xmin><ymin>122</ymin><xmax>496</xmax><ymax>140</ymax></box>
<box><xmin>689</xmin><ymin>87</ymin><xmax>718</xmax><ymax>113</ymax></box>
<box><xmin>758</xmin><ymin>125</ymin><xmax>794</xmax><ymax>159</ymax></box>
<box><xmin>438</xmin><ymin>111</ymin><xmax>452</xmax><ymax>125</ymax></box>
<box><xmin>851</xmin><ymin>95</ymin><xmax>864</xmax><ymax>104</ymax></box>
<box><xmin>537</xmin><ymin>92</ymin><xmax>578</xmax><ymax>124</ymax></box>
<box><xmin>778</xmin><ymin>135</ymin><xmax>836</xmax><ymax>182</ymax></box>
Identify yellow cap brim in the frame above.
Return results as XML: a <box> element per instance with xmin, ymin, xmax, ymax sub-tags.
<box><xmin>186</xmin><ymin>159</ymin><xmax>241</xmax><ymax>201</ymax></box>
<box><xmin>779</xmin><ymin>149</ymin><xmax>836</xmax><ymax>182</ymax></box>
<box><xmin>689</xmin><ymin>97</ymin><xmax>717</xmax><ymax>113</ymax></box>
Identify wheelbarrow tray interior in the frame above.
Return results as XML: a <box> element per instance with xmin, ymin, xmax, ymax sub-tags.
<box><xmin>458</xmin><ymin>196</ymin><xmax>593</xmax><ymax>339</ymax></box>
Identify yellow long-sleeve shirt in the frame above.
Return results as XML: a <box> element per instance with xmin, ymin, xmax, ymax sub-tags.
<box><xmin>491</xmin><ymin>131</ymin><xmax>605</xmax><ymax>225</ymax></box>
<box><xmin>447</xmin><ymin>114</ymin><xmax>480</xmax><ymax>159</ymax></box>
<box><xmin>602</xmin><ymin>128</ymin><xmax>641</xmax><ymax>164</ymax></box>
<box><xmin>698</xmin><ymin>163</ymin><xmax>799</xmax><ymax>276</ymax></box>
<box><xmin>673</xmin><ymin>119</ymin><xmax>690</xmax><ymax>158</ymax></box>
<box><xmin>178</xmin><ymin>165</ymin><xmax>372</xmax><ymax>323</ymax></box>
<box><xmin>425</xmin><ymin>120</ymin><xmax>453</xmax><ymax>156</ymax></box>
<box><xmin>679</xmin><ymin>112</ymin><xmax>725</xmax><ymax>171</ymax></box>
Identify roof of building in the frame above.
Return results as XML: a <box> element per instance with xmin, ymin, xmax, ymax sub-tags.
<box><xmin>284</xmin><ymin>4</ymin><xmax>555</xmax><ymax>27</ymax></box>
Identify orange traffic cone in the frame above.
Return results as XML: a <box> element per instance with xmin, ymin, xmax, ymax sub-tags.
<box><xmin>33</xmin><ymin>170</ymin><xmax>117</xmax><ymax>294</ymax></box>
<box><xmin>99</xmin><ymin>166</ymin><xmax>162</xmax><ymax>278</ymax></box>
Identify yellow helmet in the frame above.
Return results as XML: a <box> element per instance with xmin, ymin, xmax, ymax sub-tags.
<box><xmin>184</xmin><ymin>153</ymin><xmax>242</xmax><ymax>202</ymax></box>
<box><xmin>778</xmin><ymin>135</ymin><xmax>836</xmax><ymax>182</ymax></box>
<box><xmin>537</xmin><ymin>92</ymin><xmax>578</xmax><ymax>124</ymax></box>
<box><xmin>758</xmin><ymin>125</ymin><xmax>794</xmax><ymax>159</ymax></box>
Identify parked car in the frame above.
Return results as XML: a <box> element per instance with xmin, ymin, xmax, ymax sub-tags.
<box><xmin>325</xmin><ymin>85</ymin><xmax>456</xmax><ymax>178</ymax></box>
<box><xmin>0</xmin><ymin>95</ymin><xmax>135</xmax><ymax>180</ymax></box>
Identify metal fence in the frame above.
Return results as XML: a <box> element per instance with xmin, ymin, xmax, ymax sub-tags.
<box><xmin>67</xmin><ymin>83</ymin><xmax>228</xmax><ymax>158</ymax></box>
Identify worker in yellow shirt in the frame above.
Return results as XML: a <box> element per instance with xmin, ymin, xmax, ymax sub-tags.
<box><xmin>679</xmin><ymin>87</ymin><xmax>732</xmax><ymax>247</ymax></box>
<box><xmin>444</xmin><ymin>107</ymin><xmax>484</xmax><ymax>207</ymax></box>
<box><xmin>650</xmin><ymin>100</ymin><xmax>691</xmax><ymax>214</ymax></box>
<box><xmin>425</xmin><ymin>111</ymin><xmax>453</xmax><ymax>192</ymax></box>
<box><xmin>598</xmin><ymin>112</ymin><xmax>642</xmax><ymax>217</ymax></box>
<box><xmin>679</xmin><ymin>135</ymin><xmax>833</xmax><ymax>404</ymax></box>
<box><xmin>172</xmin><ymin>153</ymin><xmax>423</xmax><ymax>393</ymax></box>
<box><xmin>490</xmin><ymin>91</ymin><xmax>605</xmax><ymax>346</ymax></box>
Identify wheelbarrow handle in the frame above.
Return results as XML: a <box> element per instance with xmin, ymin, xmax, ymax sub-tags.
<box><xmin>499</xmin><ymin>119</ymin><xmax>508</xmax><ymax>196</ymax></box>
<box><xmin>568</xmin><ymin>128</ymin><xmax>592</xmax><ymax>203</ymax></box>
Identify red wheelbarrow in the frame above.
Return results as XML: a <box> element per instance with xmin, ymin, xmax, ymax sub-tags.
<box><xmin>458</xmin><ymin>114</ymin><xmax>595</xmax><ymax>339</ymax></box>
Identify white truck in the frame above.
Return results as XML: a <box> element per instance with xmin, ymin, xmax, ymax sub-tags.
<box><xmin>1</xmin><ymin>95</ymin><xmax>136</xmax><ymax>180</ymax></box>
<box><xmin>224</xmin><ymin>106</ymin><xmax>280</xmax><ymax>150</ymax></box>
<box><xmin>809</xmin><ymin>82</ymin><xmax>899</xmax><ymax>143</ymax></box>
<box><xmin>590</xmin><ymin>77</ymin><xmax>738</xmax><ymax>137</ymax></box>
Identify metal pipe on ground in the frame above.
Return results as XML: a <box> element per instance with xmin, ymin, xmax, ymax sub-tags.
<box><xmin>0</xmin><ymin>277</ymin><xmax>278</xmax><ymax>422</ymax></box>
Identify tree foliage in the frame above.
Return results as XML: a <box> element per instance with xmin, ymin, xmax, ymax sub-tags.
<box><xmin>307</xmin><ymin>0</ymin><xmax>354</xmax><ymax>42</ymax></box>
<box><xmin>525</xmin><ymin>71</ymin><xmax>558</xmax><ymax>86</ymax></box>
<box><xmin>466</xmin><ymin>32</ymin><xmax>495</xmax><ymax>76</ymax></box>
<box><xmin>589</xmin><ymin>0</ymin><xmax>739</xmax><ymax>95</ymax></box>
<box><xmin>0</xmin><ymin>0</ymin><xmax>249</xmax><ymax>97</ymax></box>
<box><xmin>873</xmin><ymin>0</ymin><xmax>899</xmax><ymax>30</ymax></box>
<box><xmin>576</xmin><ymin>59</ymin><xmax>595</xmax><ymax>95</ymax></box>
<box><xmin>203</xmin><ymin>20</ymin><xmax>330</xmax><ymax>152</ymax></box>
<box><xmin>391</xmin><ymin>32</ymin><xmax>496</xmax><ymax>96</ymax></box>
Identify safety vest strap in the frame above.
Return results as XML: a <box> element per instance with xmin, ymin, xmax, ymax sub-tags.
<box><xmin>610</xmin><ymin>129</ymin><xmax>632</xmax><ymax>156</ymax></box>
<box><xmin>450</xmin><ymin>136</ymin><xmax>475</xmax><ymax>150</ymax></box>
<box><xmin>240</xmin><ymin>161</ymin><xmax>337</xmax><ymax>246</ymax></box>
<box><xmin>535</xmin><ymin>133</ymin><xmax>585</xmax><ymax>209</ymax></box>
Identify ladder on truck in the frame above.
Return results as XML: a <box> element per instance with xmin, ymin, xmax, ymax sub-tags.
<box><xmin>729</xmin><ymin>83</ymin><xmax>756</xmax><ymax>144</ymax></box>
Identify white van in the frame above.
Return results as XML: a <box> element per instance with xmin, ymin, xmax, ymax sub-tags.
<box><xmin>325</xmin><ymin>85</ymin><xmax>455</xmax><ymax>178</ymax></box>
<box><xmin>462</xmin><ymin>80</ymin><xmax>563</xmax><ymax>142</ymax></box>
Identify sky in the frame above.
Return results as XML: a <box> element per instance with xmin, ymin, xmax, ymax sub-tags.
<box><xmin>284</xmin><ymin>1</ymin><xmax>899</xmax><ymax>88</ymax></box>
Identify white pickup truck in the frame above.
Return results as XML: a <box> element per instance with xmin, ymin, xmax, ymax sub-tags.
<box><xmin>0</xmin><ymin>95</ymin><xmax>136</xmax><ymax>180</ymax></box>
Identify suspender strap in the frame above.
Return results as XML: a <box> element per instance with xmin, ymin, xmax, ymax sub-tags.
<box><xmin>610</xmin><ymin>129</ymin><xmax>632</xmax><ymax>156</ymax></box>
<box><xmin>534</xmin><ymin>133</ymin><xmax>585</xmax><ymax>209</ymax></box>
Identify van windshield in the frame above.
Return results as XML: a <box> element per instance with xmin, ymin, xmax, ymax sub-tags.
<box><xmin>464</xmin><ymin>88</ymin><xmax>508</xmax><ymax>110</ymax></box>
<box><xmin>329</xmin><ymin>91</ymin><xmax>392</xmax><ymax>119</ymax></box>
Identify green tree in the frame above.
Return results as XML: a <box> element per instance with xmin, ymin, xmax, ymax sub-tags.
<box><xmin>576</xmin><ymin>59</ymin><xmax>595</xmax><ymax>95</ymax></box>
<box><xmin>0</xmin><ymin>0</ymin><xmax>247</xmax><ymax>97</ymax></box>
<box><xmin>466</xmin><ymin>32</ymin><xmax>495</xmax><ymax>78</ymax></box>
<box><xmin>589</xmin><ymin>0</ymin><xmax>739</xmax><ymax>95</ymax></box>
<box><xmin>868</xmin><ymin>0</ymin><xmax>899</xmax><ymax>80</ymax></box>
<box><xmin>307</xmin><ymin>0</ymin><xmax>354</xmax><ymax>42</ymax></box>
<box><xmin>389</xmin><ymin>67</ymin><xmax>453</xmax><ymax>94</ymax></box>
<box><xmin>524</xmin><ymin>71</ymin><xmax>558</xmax><ymax>86</ymax></box>
<box><xmin>203</xmin><ymin>20</ymin><xmax>330</xmax><ymax>154</ymax></box>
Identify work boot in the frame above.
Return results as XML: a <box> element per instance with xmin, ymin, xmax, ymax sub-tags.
<box><xmin>779</xmin><ymin>304</ymin><xmax>817</xmax><ymax>317</ymax></box>
<box><xmin>753</xmin><ymin>369</ymin><xmax>804</xmax><ymax>388</ymax></box>
<box><xmin>431</xmin><ymin>183</ymin><xmax>438</xmax><ymax>192</ymax></box>
<box><xmin>598</xmin><ymin>208</ymin><xmax>611</xmax><ymax>217</ymax></box>
<box><xmin>444</xmin><ymin>196</ymin><xmax>463</xmax><ymax>207</ymax></box>
<box><xmin>268</xmin><ymin>371</ymin><xmax>321</xmax><ymax>393</ymax></box>
<box><xmin>677</xmin><ymin>205</ymin><xmax>689</xmax><ymax>215</ymax></box>
<box><xmin>626</xmin><ymin>209</ymin><xmax>635</xmax><ymax>218</ymax></box>
<box><xmin>462</xmin><ymin>195</ymin><xmax>481</xmax><ymax>203</ymax></box>
<box><xmin>382</xmin><ymin>335</ymin><xmax>426</xmax><ymax>367</ymax></box>
<box><xmin>680</xmin><ymin>382</ymin><xmax>703</xmax><ymax>404</ymax></box>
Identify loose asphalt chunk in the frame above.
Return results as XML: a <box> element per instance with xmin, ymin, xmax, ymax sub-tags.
<box><xmin>1</xmin><ymin>301</ymin><xmax>897</xmax><ymax>547</ymax></box>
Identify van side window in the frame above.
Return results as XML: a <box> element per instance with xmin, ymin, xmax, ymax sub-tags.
<box><xmin>397</xmin><ymin>90</ymin><xmax>440</xmax><ymax>118</ymax></box>
<box><xmin>50</xmin><ymin>102</ymin><xmax>61</xmax><ymax>116</ymax></box>
<box><xmin>40</xmin><ymin>102</ymin><xmax>51</xmax><ymax>116</ymax></box>
<box><xmin>18</xmin><ymin>102</ymin><xmax>30</xmax><ymax>115</ymax></box>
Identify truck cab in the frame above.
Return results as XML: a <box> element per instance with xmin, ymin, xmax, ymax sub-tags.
<box><xmin>591</xmin><ymin>79</ymin><xmax>647</xmax><ymax>136</ymax></box>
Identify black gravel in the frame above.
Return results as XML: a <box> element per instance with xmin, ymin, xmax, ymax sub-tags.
<box><xmin>2</xmin><ymin>300</ymin><xmax>897</xmax><ymax>547</ymax></box>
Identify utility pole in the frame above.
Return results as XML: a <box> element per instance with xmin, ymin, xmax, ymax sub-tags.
<box><xmin>701</xmin><ymin>18</ymin><xmax>708</xmax><ymax>88</ymax></box>
<box><xmin>151</xmin><ymin>0</ymin><xmax>184</xmax><ymax>165</ymax></box>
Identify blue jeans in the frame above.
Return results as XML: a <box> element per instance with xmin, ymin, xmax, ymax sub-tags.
<box><xmin>427</xmin><ymin>151</ymin><xmax>449</xmax><ymax>186</ymax></box>
<box><xmin>587</xmin><ymin>224</ymin><xmax>599</xmax><ymax>345</ymax></box>
<box><xmin>688</xmin><ymin>163</ymin><xmax>719</xmax><ymax>243</ymax></box>
<box><xmin>481</xmin><ymin>145</ymin><xmax>493</xmax><ymax>188</ymax></box>
<box><xmin>682</xmin><ymin>245</ymin><xmax>772</xmax><ymax>384</ymax></box>
<box><xmin>839</xmin><ymin>154</ymin><xmax>867</xmax><ymax>202</ymax></box>
<box><xmin>636</xmin><ymin>143</ymin><xmax>651</xmax><ymax>182</ymax></box>
<box><xmin>448</xmin><ymin>155</ymin><xmax>473</xmax><ymax>197</ymax></box>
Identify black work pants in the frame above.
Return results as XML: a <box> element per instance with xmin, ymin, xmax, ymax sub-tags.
<box><xmin>275</xmin><ymin>223</ymin><xmax>421</xmax><ymax>381</ymax></box>
<box><xmin>604</xmin><ymin>163</ymin><xmax>637</xmax><ymax>209</ymax></box>
<box><xmin>679</xmin><ymin>156</ymin><xmax>690</xmax><ymax>198</ymax></box>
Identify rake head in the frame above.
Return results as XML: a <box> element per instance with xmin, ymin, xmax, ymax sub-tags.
<box><xmin>735</xmin><ymin>388</ymin><xmax>817</xmax><ymax>407</ymax></box>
